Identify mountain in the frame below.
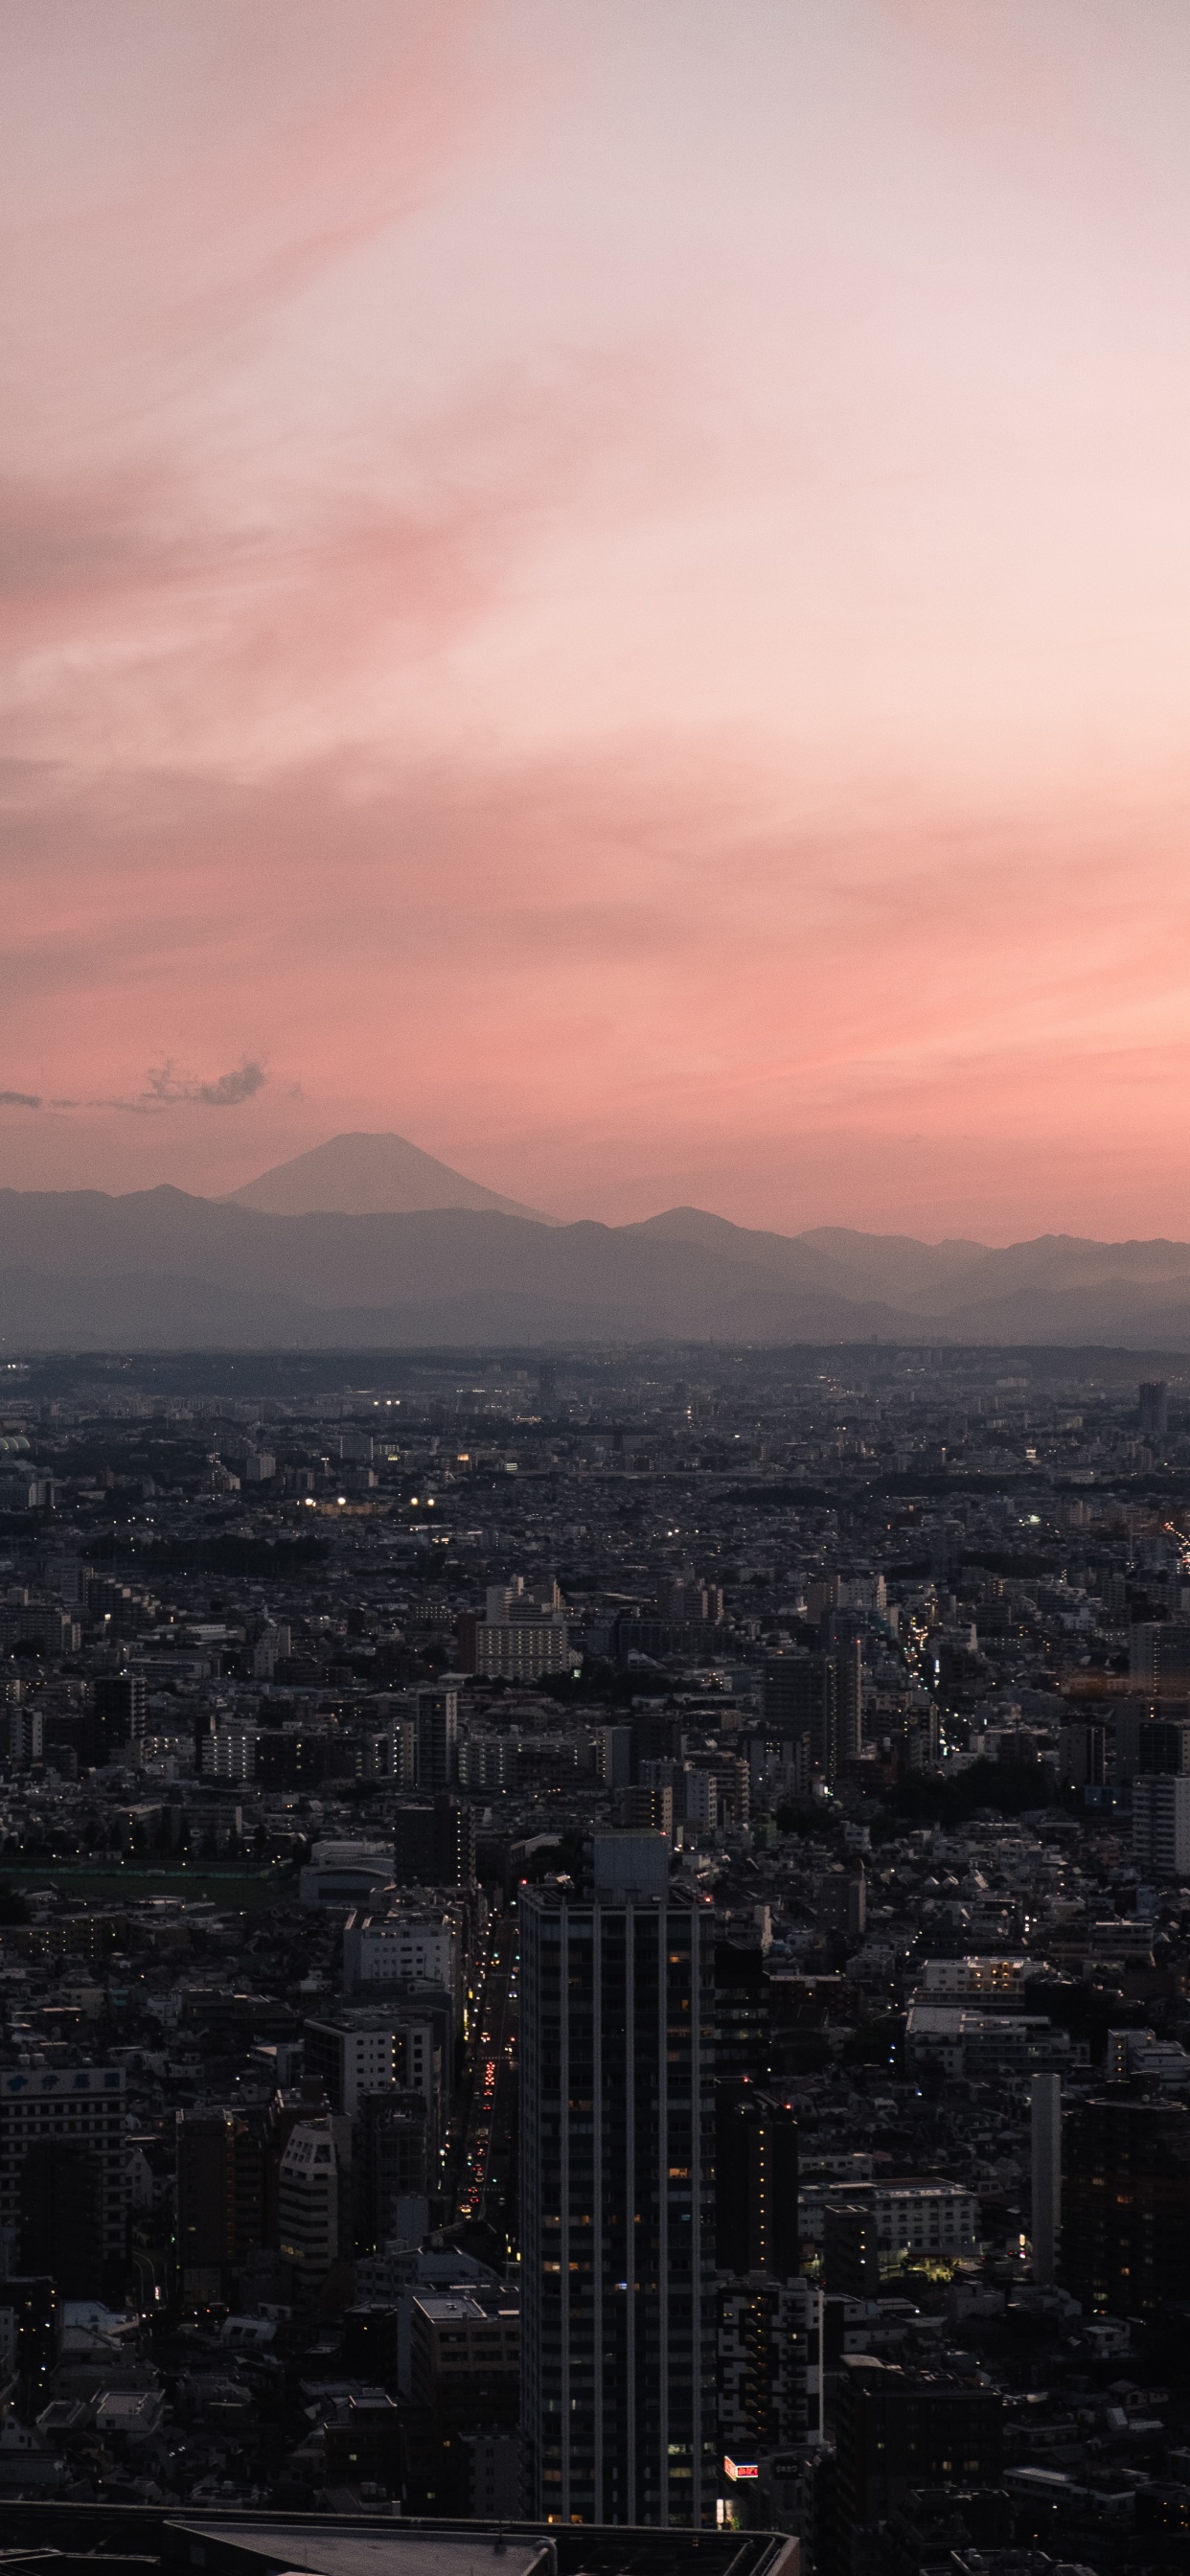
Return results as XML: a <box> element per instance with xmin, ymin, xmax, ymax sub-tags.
<box><xmin>224</xmin><ymin>1131</ymin><xmax>545</xmax><ymax>1220</ymax></box>
<box><xmin>2</xmin><ymin>1185</ymin><xmax>1190</xmax><ymax>1346</ymax></box>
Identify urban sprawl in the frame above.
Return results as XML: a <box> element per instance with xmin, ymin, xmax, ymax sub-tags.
<box><xmin>0</xmin><ymin>1345</ymin><xmax>1186</xmax><ymax>2575</ymax></box>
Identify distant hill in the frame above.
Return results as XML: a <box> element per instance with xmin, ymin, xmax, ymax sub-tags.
<box><xmin>224</xmin><ymin>1130</ymin><xmax>545</xmax><ymax>1220</ymax></box>
<box><xmin>1</xmin><ymin>1184</ymin><xmax>1190</xmax><ymax>1346</ymax></box>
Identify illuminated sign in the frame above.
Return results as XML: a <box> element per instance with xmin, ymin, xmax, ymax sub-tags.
<box><xmin>723</xmin><ymin>2457</ymin><xmax>759</xmax><ymax>2483</ymax></box>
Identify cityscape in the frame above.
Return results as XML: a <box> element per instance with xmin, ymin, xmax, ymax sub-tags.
<box><xmin>0</xmin><ymin>1343</ymin><xmax>1183</xmax><ymax>2571</ymax></box>
<box><xmin>7</xmin><ymin>6</ymin><xmax>1190</xmax><ymax>2576</ymax></box>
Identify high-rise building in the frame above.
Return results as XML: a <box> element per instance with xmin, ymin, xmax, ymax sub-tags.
<box><xmin>277</xmin><ymin>2115</ymin><xmax>351</xmax><ymax>2303</ymax></box>
<box><xmin>1030</xmin><ymin>2073</ymin><xmax>1061</xmax><ymax>2287</ymax></box>
<box><xmin>519</xmin><ymin>1835</ymin><xmax>717</xmax><ymax>2525</ymax></box>
<box><xmin>714</xmin><ymin>1938</ymin><xmax>771</xmax><ymax>2092</ymax></box>
<box><xmin>822</xmin><ymin>2199</ymin><xmax>881</xmax><ymax>2297</ymax></box>
<box><xmin>1139</xmin><ymin>1380</ymin><xmax>1169</xmax><ymax>1439</ymax></box>
<box><xmin>1063</xmin><ymin>2094</ymin><xmax>1190</xmax><ymax>2315</ymax></box>
<box><xmin>355</xmin><ymin>2088</ymin><xmax>428</xmax><ymax>2252</ymax></box>
<box><xmin>717</xmin><ymin>2274</ymin><xmax>810</xmax><ymax>2461</ymax></box>
<box><xmin>20</xmin><ymin>2143</ymin><xmax>106</xmax><ymax>2298</ymax></box>
<box><xmin>91</xmin><ymin>1671</ymin><xmax>147</xmax><ymax>1758</ymax></box>
<box><xmin>1130</xmin><ymin>1624</ymin><xmax>1190</xmax><ymax>1698</ymax></box>
<box><xmin>761</xmin><ymin>1644</ymin><xmax>861</xmax><ymax>1782</ymax></box>
<box><xmin>715</xmin><ymin>2085</ymin><xmax>798</xmax><ymax>2281</ymax></box>
<box><xmin>415</xmin><ymin>1687</ymin><xmax>459</xmax><ymax>1792</ymax></box>
<box><xmin>393</xmin><ymin>1794</ymin><xmax>476</xmax><ymax>1891</ymax></box>
<box><xmin>175</xmin><ymin>2108</ymin><xmax>263</xmax><ymax>2303</ymax></box>
<box><xmin>825</xmin><ymin>1622</ymin><xmax>864</xmax><ymax>1766</ymax></box>
<box><xmin>305</xmin><ymin>2011</ymin><xmax>441</xmax><ymax>2124</ymax></box>
<box><xmin>432</xmin><ymin>1792</ymin><xmax>477</xmax><ymax>1891</ymax></box>
<box><xmin>1133</xmin><ymin>1772</ymin><xmax>1190</xmax><ymax>1878</ymax></box>
<box><xmin>0</xmin><ymin>2066</ymin><xmax>126</xmax><ymax>2302</ymax></box>
<box><xmin>1137</xmin><ymin>1718</ymin><xmax>1190</xmax><ymax>1775</ymax></box>
<box><xmin>830</xmin><ymin>2358</ymin><xmax>1002</xmax><ymax>2575</ymax></box>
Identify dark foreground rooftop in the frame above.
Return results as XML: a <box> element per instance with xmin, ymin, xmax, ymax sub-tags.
<box><xmin>0</xmin><ymin>2506</ymin><xmax>797</xmax><ymax>2576</ymax></box>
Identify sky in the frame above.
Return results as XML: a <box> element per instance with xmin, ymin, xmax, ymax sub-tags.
<box><xmin>3</xmin><ymin>0</ymin><xmax>1190</xmax><ymax>1242</ymax></box>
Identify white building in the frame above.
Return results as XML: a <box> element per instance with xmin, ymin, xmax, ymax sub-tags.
<box><xmin>798</xmin><ymin>2178</ymin><xmax>980</xmax><ymax>2263</ymax></box>
<box><xmin>343</xmin><ymin>1907</ymin><xmax>460</xmax><ymax>2004</ymax></box>
<box><xmin>1133</xmin><ymin>1772</ymin><xmax>1190</xmax><ymax>1878</ymax></box>
<box><xmin>305</xmin><ymin>2012</ymin><xmax>441</xmax><ymax>2127</ymax></box>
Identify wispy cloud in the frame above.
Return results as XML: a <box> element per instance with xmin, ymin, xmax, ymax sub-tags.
<box><xmin>0</xmin><ymin>1065</ymin><xmax>267</xmax><ymax>1116</ymax></box>
<box><xmin>144</xmin><ymin>1060</ymin><xmax>266</xmax><ymax>1110</ymax></box>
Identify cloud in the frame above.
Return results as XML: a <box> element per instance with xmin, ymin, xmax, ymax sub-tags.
<box><xmin>31</xmin><ymin>1062</ymin><xmax>272</xmax><ymax>1116</ymax></box>
<box><xmin>144</xmin><ymin>1061</ymin><xmax>266</xmax><ymax>1110</ymax></box>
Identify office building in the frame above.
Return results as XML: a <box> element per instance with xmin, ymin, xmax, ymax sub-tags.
<box><xmin>0</xmin><ymin>2065</ymin><xmax>126</xmax><ymax>2301</ymax></box>
<box><xmin>519</xmin><ymin>1835</ymin><xmax>716</xmax><ymax>2525</ymax></box>
<box><xmin>1063</xmin><ymin>2093</ymin><xmax>1190</xmax><ymax>2315</ymax></box>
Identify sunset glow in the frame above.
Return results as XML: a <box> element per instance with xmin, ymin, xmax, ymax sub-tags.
<box><xmin>4</xmin><ymin>0</ymin><xmax>1190</xmax><ymax>1238</ymax></box>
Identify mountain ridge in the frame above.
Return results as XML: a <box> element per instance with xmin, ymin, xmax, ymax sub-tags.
<box><xmin>1</xmin><ymin>1182</ymin><xmax>1190</xmax><ymax>1346</ymax></box>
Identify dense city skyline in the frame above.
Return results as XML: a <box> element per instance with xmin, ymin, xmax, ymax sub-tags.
<box><xmin>5</xmin><ymin>5</ymin><xmax>1190</xmax><ymax>1236</ymax></box>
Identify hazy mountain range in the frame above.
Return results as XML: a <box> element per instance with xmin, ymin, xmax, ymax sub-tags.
<box><xmin>1</xmin><ymin>1132</ymin><xmax>1189</xmax><ymax>1347</ymax></box>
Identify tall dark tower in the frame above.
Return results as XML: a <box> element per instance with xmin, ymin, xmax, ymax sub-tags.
<box><xmin>715</xmin><ymin>2084</ymin><xmax>799</xmax><ymax>2280</ymax></box>
<box><xmin>519</xmin><ymin>1835</ymin><xmax>717</xmax><ymax>2526</ymax></box>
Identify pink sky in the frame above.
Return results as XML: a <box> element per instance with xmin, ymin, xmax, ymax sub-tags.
<box><xmin>4</xmin><ymin>0</ymin><xmax>1190</xmax><ymax>1240</ymax></box>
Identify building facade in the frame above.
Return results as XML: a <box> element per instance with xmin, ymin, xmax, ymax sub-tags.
<box><xmin>519</xmin><ymin>1840</ymin><xmax>717</xmax><ymax>2525</ymax></box>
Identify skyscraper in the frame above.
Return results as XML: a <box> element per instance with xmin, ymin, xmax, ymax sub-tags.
<box><xmin>1138</xmin><ymin>1380</ymin><xmax>1169</xmax><ymax>1439</ymax></box>
<box><xmin>519</xmin><ymin>1834</ymin><xmax>717</xmax><ymax>2526</ymax></box>
<box><xmin>1030</xmin><ymin>2074</ymin><xmax>1061</xmax><ymax>2287</ymax></box>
